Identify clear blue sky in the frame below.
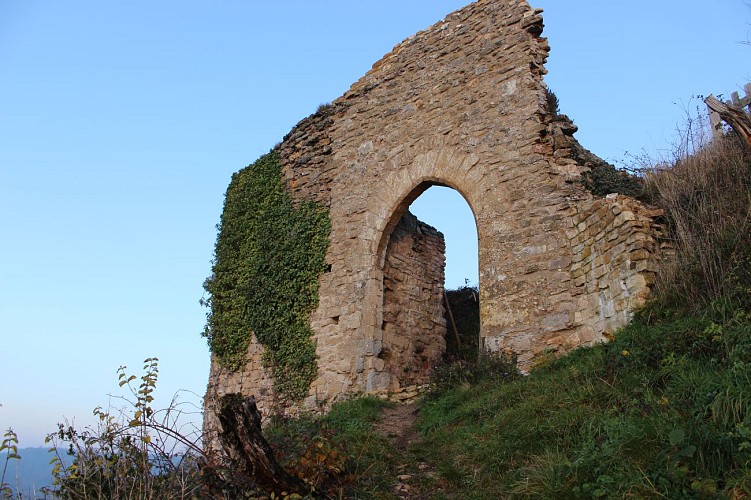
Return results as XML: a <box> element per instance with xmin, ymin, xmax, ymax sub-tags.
<box><xmin>1</xmin><ymin>0</ymin><xmax>748</xmax><ymax>446</ymax></box>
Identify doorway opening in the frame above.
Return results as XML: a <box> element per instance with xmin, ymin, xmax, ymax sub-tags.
<box><xmin>379</xmin><ymin>185</ymin><xmax>479</xmax><ymax>389</ymax></box>
<box><xmin>411</xmin><ymin>186</ymin><xmax>480</xmax><ymax>361</ymax></box>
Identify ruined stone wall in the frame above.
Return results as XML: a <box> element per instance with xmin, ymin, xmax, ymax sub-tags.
<box><xmin>203</xmin><ymin>209</ymin><xmax>447</xmax><ymax>435</ymax></box>
<box><xmin>381</xmin><ymin>212</ymin><xmax>446</xmax><ymax>390</ymax></box>
<box><xmin>568</xmin><ymin>195</ymin><xmax>664</xmax><ymax>342</ymax></box>
<box><xmin>301</xmin><ymin>0</ymin><xmax>560</xmax><ymax>404</ymax></box>
<box><xmin>204</xmin><ymin>0</ymin><xmax>667</xmax><ymax>437</ymax></box>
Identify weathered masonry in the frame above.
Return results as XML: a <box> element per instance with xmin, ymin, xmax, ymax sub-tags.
<box><xmin>204</xmin><ymin>0</ymin><xmax>664</xmax><ymax>433</ymax></box>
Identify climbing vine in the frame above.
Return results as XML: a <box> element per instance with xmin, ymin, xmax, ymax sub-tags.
<box><xmin>202</xmin><ymin>152</ymin><xmax>331</xmax><ymax>400</ymax></box>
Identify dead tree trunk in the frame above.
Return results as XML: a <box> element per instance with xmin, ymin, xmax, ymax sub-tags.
<box><xmin>214</xmin><ymin>394</ymin><xmax>309</xmax><ymax>497</ymax></box>
<box><xmin>705</xmin><ymin>95</ymin><xmax>751</xmax><ymax>146</ymax></box>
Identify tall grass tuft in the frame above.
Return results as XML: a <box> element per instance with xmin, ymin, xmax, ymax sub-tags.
<box><xmin>647</xmin><ymin>120</ymin><xmax>751</xmax><ymax>311</ymax></box>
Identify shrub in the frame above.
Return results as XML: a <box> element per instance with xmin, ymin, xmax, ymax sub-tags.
<box><xmin>544</xmin><ymin>87</ymin><xmax>560</xmax><ymax>118</ymax></box>
<box><xmin>579</xmin><ymin>160</ymin><xmax>647</xmax><ymax>200</ymax></box>
<box><xmin>46</xmin><ymin>358</ymin><xmax>204</xmax><ymax>500</ymax></box>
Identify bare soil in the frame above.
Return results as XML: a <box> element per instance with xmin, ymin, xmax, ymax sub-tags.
<box><xmin>373</xmin><ymin>403</ymin><xmax>446</xmax><ymax>499</ymax></box>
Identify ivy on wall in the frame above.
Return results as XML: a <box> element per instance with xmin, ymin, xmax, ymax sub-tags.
<box><xmin>202</xmin><ymin>152</ymin><xmax>331</xmax><ymax>400</ymax></box>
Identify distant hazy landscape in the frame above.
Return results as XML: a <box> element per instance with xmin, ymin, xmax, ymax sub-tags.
<box><xmin>3</xmin><ymin>447</ymin><xmax>68</xmax><ymax>496</ymax></box>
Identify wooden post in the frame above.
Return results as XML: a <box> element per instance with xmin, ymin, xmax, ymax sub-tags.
<box><xmin>706</xmin><ymin>84</ymin><xmax>751</xmax><ymax>140</ymax></box>
<box><xmin>708</xmin><ymin>104</ymin><xmax>723</xmax><ymax>139</ymax></box>
<box><xmin>444</xmin><ymin>290</ymin><xmax>462</xmax><ymax>349</ymax></box>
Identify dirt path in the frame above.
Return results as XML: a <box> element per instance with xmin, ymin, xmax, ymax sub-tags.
<box><xmin>374</xmin><ymin>403</ymin><xmax>421</xmax><ymax>449</ymax></box>
<box><xmin>373</xmin><ymin>403</ymin><xmax>444</xmax><ymax>498</ymax></box>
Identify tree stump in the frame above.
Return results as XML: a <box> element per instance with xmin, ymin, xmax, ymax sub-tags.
<box><xmin>212</xmin><ymin>394</ymin><xmax>309</xmax><ymax>497</ymax></box>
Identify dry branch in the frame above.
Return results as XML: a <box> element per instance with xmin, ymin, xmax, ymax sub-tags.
<box><xmin>705</xmin><ymin>95</ymin><xmax>751</xmax><ymax>146</ymax></box>
<box><xmin>444</xmin><ymin>290</ymin><xmax>462</xmax><ymax>348</ymax></box>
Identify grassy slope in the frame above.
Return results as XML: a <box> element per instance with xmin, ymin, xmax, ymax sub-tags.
<box><xmin>269</xmin><ymin>300</ymin><xmax>750</xmax><ymax>499</ymax></box>
<box><xmin>414</xmin><ymin>302</ymin><xmax>751</xmax><ymax>498</ymax></box>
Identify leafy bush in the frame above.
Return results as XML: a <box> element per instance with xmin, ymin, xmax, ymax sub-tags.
<box><xmin>45</xmin><ymin>358</ymin><xmax>204</xmax><ymax>500</ymax></box>
<box><xmin>579</xmin><ymin>160</ymin><xmax>647</xmax><ymax>200</ymax></box>
<box><xmin>544</xmin><ymin>87</ymin><xmax>560</xmax><ymax>118</ymax></box>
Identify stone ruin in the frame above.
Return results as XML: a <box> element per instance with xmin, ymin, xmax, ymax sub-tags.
<box><xmin>204</xmin><ymin>0</ymin><xmax>665</xmax><ymax>444</ymax></box>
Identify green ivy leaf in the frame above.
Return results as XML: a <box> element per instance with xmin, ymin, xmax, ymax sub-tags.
<box><xmin>202</xmin><ymin>152</ymin><xmax>330</xmax><ymax>399</ymax></box>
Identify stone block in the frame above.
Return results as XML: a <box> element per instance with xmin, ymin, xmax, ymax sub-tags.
<box><xmin>542</xmin><ymin>312</ymin><xmax>571</xmax><ymax>332</ymax></box>
<box><xmin>626</xmin><ymin>274</ymin><xmax>647</xmax><ymax>291</ymax></box>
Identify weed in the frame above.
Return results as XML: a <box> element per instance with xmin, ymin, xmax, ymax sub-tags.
<box><xmin>645</xmin><ymin>117</ymin><xmax>751</xmax><ymax>311</ymax></box>
<box><xmin>45</xmin><ymin>358</ymin><xmax>204</xmax><ymax>500</ymax></box>
<box><xmin>1</xmin><ymin>429</ymin><xmax>21</xmax><ymax>498</ymax></box>
<box><xmin>428</xmin><ymin>350</ymin><xmax>519</xmax><ymax>396</ymax></box>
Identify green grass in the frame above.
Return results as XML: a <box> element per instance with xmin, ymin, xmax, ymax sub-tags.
<box><xmin>265</xmin><ymin>397</ymin><xmax>400</xmax><ymax>498</ymax></box>
<box><xmin>252</xmin><ymin>292</ymin><xmax>751</xmax><ymax>499</ymax></box>
<box><xmin>412</xmin><ymin>301</ymin><xmax>751</xmax><ymax>498</ymax></box>
<box><xmin>258</xmin><ymin>301</ymin><xmax>751</xmax><ymax>498</ymax></box>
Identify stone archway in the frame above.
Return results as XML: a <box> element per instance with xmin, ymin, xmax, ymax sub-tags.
<box><xmin>374</xmin><ymin>179</ymin><xmax>480</xmax><ymax>393</ymax></box>
<box><xmin>204</xmin><ymin>0</ymin><xmax>665</xmax><ymax>433</ymax></box>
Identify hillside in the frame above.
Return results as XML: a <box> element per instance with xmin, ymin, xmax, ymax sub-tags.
<box><xmin>2</xmin><ymin>447</ymin><xmax>57</xmax><ymax>497</ymax></box>
<box><xmin>413</xmin><ymin>304</ymin><xmax>751</xmax><ymax>497</ymax></box>
<box><xmin>248</xmin><ymin>303</ymin><xmax>748</xmax><ymax>498</ymax></box>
